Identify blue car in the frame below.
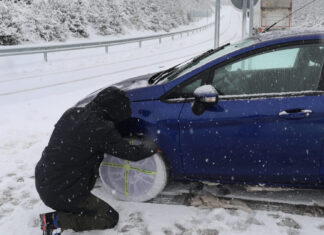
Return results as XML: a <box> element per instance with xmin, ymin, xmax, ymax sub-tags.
<box><xmin>79</xmin><ymin>30</ymin><xmax>324</xmax><ymax>199</ymax></box>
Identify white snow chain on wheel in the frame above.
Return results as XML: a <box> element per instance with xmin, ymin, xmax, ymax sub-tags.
<box><xmin>99</xmin><ymin>139</ymin><xmax>168</xmax><ymax>202</ymax></box>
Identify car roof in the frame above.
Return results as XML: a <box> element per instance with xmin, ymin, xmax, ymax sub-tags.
<box><xmin>255</xmin><ymin>28</ymin><xmax>324</xmax><ymax>42</ymax></box>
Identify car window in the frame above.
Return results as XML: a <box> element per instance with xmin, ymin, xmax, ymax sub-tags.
<box><xmin>230</xmin><ymin>48</ymin><xmax>299</xmax><ymax>71</ymax></box>
<box><xmin>212</xmin><ymin>44</ymin><xmax>324</xmax><ymax>95</ymax></box>
<box><xmin>164</xmin><ymin>70</ymin><xmax>210</xmax><ymax>100</ymax></box>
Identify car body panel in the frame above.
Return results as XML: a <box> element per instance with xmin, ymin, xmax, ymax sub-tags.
<box><xmin>179</xmin><ymin>95</ymin><xmax>324</xmax><ymax>185</ymax></box>
<box><xmin>124</xmin><ymin>100</ymin><xmax>185</xmax><ymax>178</ymax></box>
<box><xmin>127</xmin><ymin>85</ymin><xmax>165</xmax><ymax>102</ymax></box>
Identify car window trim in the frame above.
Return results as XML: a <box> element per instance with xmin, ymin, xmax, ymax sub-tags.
<box><xmin>319</xmin><ymin>67</ymin><xmax>324</xmax><ymax>90</ymax></box>
<box><xmin>219</xmin><ymin>90</ymin><xmax>324</xmax><ymax>101</ymax></box>
<box><xmin>162</xmin><ymin>90</ymin><xmax>324</xmax><ymax>103</ymax></box>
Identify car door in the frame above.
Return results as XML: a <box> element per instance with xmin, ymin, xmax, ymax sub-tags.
<box><xmin>178</xmin><ymin>42</ymin><xmax>324</xmax><ymax>185</ymax></box>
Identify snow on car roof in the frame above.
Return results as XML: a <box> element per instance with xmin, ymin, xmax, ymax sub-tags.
<box><xmin>256</xmin><ymin>28</ymin><xmax>324</xmax><ymax>42</ymax></box>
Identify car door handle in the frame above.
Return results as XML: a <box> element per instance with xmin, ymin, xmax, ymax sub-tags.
<box><xmin>278</xmin><ymin>109</ymin><xmax>312</xmax><ymax>119</ymax></box>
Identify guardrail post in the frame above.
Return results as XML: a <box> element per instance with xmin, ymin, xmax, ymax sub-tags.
<box><xmin>214</xmin><ymin>0</ymin><xmax>221</xmax><ymax>49</ymax></box>
<box><xmin>139</xmin><ymin>41</ymin><xmax>142</xmax><ymax>48</ymax></box>
<box><xmin>159</xmin><ymin>38</ymin><xmax>162</xmax><ymax>44</ymax></box>
<box><xmin>171</xmin><ymin>35</ymin><xmax>174</xmax><ymax>40</ymax></box>
<box><xmin>180</xmin><ymin>33</ymin><xmax>183</xmax><ymax>38</ymax></box>
<box><xmin>44</xmin><ymin>52</ymin><xmax>48</xmax><ymax>62</ymax></box>
<box><xmin>187</xmin><ymin>32</ymin><xmax>189</xmax><ymax>36</ymax></box>
<box><xmin>105</xmin><ymin>46</ymin><xmax>109</xmax><ymax>54</ymax></box>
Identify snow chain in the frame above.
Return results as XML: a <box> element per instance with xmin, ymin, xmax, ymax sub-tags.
<box><xmin>100</xmin><ymin>161</ymin><xmax>157</xmax><ymax>196</ymax></box>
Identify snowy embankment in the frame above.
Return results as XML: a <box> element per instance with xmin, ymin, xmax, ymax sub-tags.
<box><xmin>1</xmin><ymin>4</ymin><xmax>324</xmax><ymax>235</ymax></box>
<box><xmin>0</xmin><ymin>0</ymin><xmax>212</xmax><ymax>45</ymax></box>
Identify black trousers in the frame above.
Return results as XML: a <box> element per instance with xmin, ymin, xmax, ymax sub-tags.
<box><xmin>57</xmin><ymin>194</ymin><xmax>119</xmax><ymax>232</ymax></box>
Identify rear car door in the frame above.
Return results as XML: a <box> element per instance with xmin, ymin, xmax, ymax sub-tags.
<box><xmin>178</xmin><ymin>42</ymin><xmax>324</xmax><ymax>185</ymax></box>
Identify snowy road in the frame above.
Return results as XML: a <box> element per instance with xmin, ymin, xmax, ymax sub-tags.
<box><xmin>0</xmin><ymin>7</ymin><xmax>239</xmax><ymax>103</ymax></box>
<box><xmin>1</xmin><ymin>5</ymin><xmax>324</xmax><ymax>235</ymax></box>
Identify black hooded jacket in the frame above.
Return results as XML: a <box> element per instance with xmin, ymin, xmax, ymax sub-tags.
<box><xmin>35</xmin><ymin>87</ymin><xmax>156</xmax><ymax>211</ymax></box>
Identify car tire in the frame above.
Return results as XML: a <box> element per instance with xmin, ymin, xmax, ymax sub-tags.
<box><xmin>99</xmin><ymin>152</ymin><xmax>168</xmax><ymax>202</ymax></box>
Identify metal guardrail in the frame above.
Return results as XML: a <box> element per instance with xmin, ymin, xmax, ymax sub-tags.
<box><xmin>0</xmin><ymin>23</ymin><xmax>214</xmax><ymax>62</ymax></box>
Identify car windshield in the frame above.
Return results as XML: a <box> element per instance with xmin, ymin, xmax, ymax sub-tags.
<box><xmin>159</xmin><ymin>38</ymin><xmax>259</xmax><ymax>84</ymax></box>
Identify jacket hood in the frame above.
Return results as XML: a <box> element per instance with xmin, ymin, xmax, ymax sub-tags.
<box><xmin>90</xmin><ymin>86</ymin><xmax>131</xmax><ymax>123</ymax></box>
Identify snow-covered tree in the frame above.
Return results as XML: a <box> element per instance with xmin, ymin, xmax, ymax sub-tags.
<box><xmin>0</xmin><ymin>0</ymin><xmax>213</xmax><ymax>45</ymax></box>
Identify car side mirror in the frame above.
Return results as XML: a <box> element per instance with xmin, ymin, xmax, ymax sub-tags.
<box><xmin>194</xmin><ymin>85</ymin><xmax>219</xmax><ymax>104</ymax></box>
<box><xmin>192</xmin><ymin>85</ymin><xmax>219</xmax><ymax>115</ymax></box>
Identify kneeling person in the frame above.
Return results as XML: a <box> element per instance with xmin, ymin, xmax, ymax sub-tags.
<box><xmin>35</xmin><ymin>87</ymin><xmax>157</xmax><ymax>234</ymax></box>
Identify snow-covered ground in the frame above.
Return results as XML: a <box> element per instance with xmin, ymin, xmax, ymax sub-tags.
<box><xmin>1</xmin><ymin>4</ymin><xmax>324</xmax><ymax>235</ymax></box>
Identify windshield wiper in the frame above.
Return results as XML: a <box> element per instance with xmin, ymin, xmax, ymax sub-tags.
<box><xmin>148</xmin><ymin>71</ymin><xmax>164</xmax><ymax>84</ymax></box>
<box><xmin>148</xmin><ymin>66</ymin><xmax>179</xmax><ymax>84</ymax></box>
<box><xmin>149</xmin><ymin>43</ymin><xmax>230</xmax><ymax>85</ymax></box>
<box><xmin>165</xmin><ymin>43</ymin><xmax>231</xmax><ymax>81</ymax></box>
<box><xmin>191</xmin><ymin>43</ymin><xmax>230</xmax><ymax>64</ymax></box>
<box><xmin>191</xmin><ymin>49</ymin><xmax>214</xmax><ymax>63</ymax></box>
<box><xmin>148</xmin><ymin>58</ymin><xmax>193</xmax><ymax>84</ymax></box>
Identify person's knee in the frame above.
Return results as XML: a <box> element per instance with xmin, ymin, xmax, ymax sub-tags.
<box><xmin>111</xmin><ymin>211</ymin><xmax>119</xmax><ymax>228</ymax></box>
<box><xmin>104</xmin><ymin>208</ymin><xmax>119</xmax><ymax>228</ymax></box>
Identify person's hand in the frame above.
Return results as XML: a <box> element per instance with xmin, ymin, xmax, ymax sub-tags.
<box><xmin>127</xmin><ymin>138</ymin><xmax>160</xmax><ymax>161</ymax></box>
<box><xmin>142</xmin><ymin>140</ymin><xmax>158</xmax><ymax>154</ymax></box>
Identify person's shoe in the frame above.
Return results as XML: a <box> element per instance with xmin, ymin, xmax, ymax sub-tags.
<box><xmin>40</xmin><ymin>212</ymin><xmax>62</xmax><ymax>235</ymax></box>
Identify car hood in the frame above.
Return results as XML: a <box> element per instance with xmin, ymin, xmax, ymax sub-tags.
<box><xmin>114</xmin><ymin>73</ymin><xmax>165</xmax><ymax>102</ymax></box>
<box><xmin>75</xmin><ymin>73</ymin><xmax>165</xmax><ymax>107</ymax></box>
<box><xmin>113</xmin><ymin>73</ymin><xmax>153</xmax><ymax>90</ymax></box>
